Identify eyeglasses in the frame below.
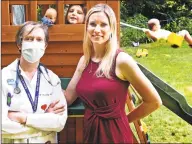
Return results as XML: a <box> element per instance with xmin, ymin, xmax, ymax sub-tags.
<box><xmin>22</xmin><ymin>36</ymin><xmax>45</xmax><ymax>43</ymax></box>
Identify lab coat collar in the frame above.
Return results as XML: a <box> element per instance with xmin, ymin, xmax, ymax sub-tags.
<box><xmin>7</xmin><ymin>59</ymin><xmax>19</xmax><ymax>72</ymax></box>
<box><xmin>8</xmin><ymin>59</ymin><xmax>39</xmax><ymax>82</ymax></box>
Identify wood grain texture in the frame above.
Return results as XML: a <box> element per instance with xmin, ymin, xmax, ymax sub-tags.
<box><xmin>30</xmin><ymin>1</ymin><xmax>37</xmax><ymax>21</ymax></box>
<box><xmin>66</xmin><ymin>118</ymin><xmax>76</xmax><ymax>143</ymax></box>
<box><xmin>2</xmin><ymin>25</ymin><xmax>85</xmax><ymax>42</ymax></box>
<box><xmin>2</xmin><ymin>1</ymin><xmax>10</xmax><ymax>25</ymax></box>
<box><xmin>76</xmin><ymin>117</ymin><xmax>84</xmax><ymax>143</ymax></box>
<box><xmin>9</xmin><ymin>1</ymin><xmax>29</xmax><ymax>5</ymax></box>
<box><xmin>57</xmin><ymin>1</ymin><xmax>64</xmax><ymax>24</ymax></box>
<box><xmin>2</xmin><ymin>42</ymin><xmax>83</xmax><ymax>54</ymax></box>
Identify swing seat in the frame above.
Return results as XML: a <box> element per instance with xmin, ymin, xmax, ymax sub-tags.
<box><xmin>167</xmin><ymin>32</ymin><xmax>184</xmax><ymax>48</ymax></box>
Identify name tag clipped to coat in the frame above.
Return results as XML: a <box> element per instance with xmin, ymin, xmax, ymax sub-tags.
<box><xmin>7</xmin><ymin>79</ymin><xmax>15</xmax><ymax>85</ymax></box>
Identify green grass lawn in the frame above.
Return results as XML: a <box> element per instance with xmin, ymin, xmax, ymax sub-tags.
<box><xmin>123</xmin><ymin>41</ymin><xmax>192</xmax><ymax>143</ymax></box>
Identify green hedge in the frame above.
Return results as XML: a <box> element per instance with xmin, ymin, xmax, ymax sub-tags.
<box><xmin>120</xmin><ymin>14</ymin><xmax>151</xmax><ymax>47</ymax></box>
<box><xmin>164</xmin><ymin>17</ymin><xmax>192</xmax><ymax>34</ymax></box>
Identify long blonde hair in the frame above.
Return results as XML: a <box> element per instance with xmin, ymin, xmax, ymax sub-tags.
<box><xmin>83</xmin><ymin>4</ymin><xmax>118</xmax><ymax>79</ymax></box>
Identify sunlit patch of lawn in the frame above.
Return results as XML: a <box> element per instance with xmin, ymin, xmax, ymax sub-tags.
<box><xmin>123</xmin><ymin>41</ymin><xmax>192</xmax><ymax>143</ymax></box>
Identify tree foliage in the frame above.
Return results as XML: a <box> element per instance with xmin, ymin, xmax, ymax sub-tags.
<box><xmin>121</xmin><ymin>0</ymin><xmax>192</xmax><ymax>26</ymax></box>
<box><xmin>120</xmin><ymin>0</ymin><xmax>192</xmax><ymax>46</ymax></box>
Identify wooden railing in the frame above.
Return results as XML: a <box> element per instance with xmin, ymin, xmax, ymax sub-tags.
<box><xmin>2</xmin><ymin>0</ymin><xmax>120</xmax><ymax>42</ymax></box>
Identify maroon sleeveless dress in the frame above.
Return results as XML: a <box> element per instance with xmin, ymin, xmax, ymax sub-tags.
<box><xmin>76</xmin><ymin>50</ymin><xmax>133</xmax><ymax>143</ymax></box>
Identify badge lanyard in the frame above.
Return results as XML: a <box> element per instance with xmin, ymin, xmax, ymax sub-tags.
<box><xmin>14</xmin><ymin>66</ymin><xmax>21</xmax><ymax>94</ymax></box>
<box><xmin>16</xmin><ymin>61</ymin><xmax>41</xmax><ymax>113</ymax></box>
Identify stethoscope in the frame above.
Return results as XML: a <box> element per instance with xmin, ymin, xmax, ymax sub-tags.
<box><xmin>14</xmin><ymin>60</ymin><xmax>60</xmax><ymax>94</ymax></box>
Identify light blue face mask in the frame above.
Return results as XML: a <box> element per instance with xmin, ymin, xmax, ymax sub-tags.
<box><xmin>41</xmin><ymin>16</ymin><xmax>54</xmax><ymax>27</ymax></box>
<box><xmin>21</xmin><ymin>41</ymin><xmax>45</xmax><ymax>63</ymax></box>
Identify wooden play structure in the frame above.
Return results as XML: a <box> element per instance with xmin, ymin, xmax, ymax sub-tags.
<box><xmin>2</xmin><ymin>0</ymin><xmax>192</xmax><ymax>143</ymax></box>
<box><xmin>2</xmin><ymin>0</ymin><xmax>119</xmax><ymax>78</ymax></box>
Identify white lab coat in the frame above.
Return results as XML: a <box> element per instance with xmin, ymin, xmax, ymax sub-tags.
<box><xmin>2</xmin><ymin>59</ymin><xmax>68</xmax><ymax>143</ymax></box>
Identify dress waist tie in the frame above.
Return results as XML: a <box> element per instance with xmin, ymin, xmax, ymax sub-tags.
<box><xmin>85</xmin><ymin>102</ymin><xmax>122</xmax><ymax>119</ymax></box>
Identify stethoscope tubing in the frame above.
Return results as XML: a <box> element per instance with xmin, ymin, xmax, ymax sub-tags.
<box><xmin>14</xmin><ymin>61</ymin><xmax>59</xmax><ymax>94</ymax></box>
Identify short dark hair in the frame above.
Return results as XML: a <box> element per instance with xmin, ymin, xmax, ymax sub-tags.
<box><xmin>15</xmin><ymin>21</ymin><xmax>49</xmax><ymax>48</ymax></box>
<box><xmin>65</xmin><ymin>4</ymin><xmax>87</xmax><ymax>24</ymax></box>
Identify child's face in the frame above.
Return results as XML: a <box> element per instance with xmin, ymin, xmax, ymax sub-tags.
<box><xmin>148</xmin><ymin>23</ymin><xmax>160</xmax><ymax>32</ymax></box>
<box><xmin>45</xmin><ymin>9</ymin><xmax>57</xmax><ymax>23</ymax></box>
<box><xmin>152</xmin><ymin>24</ymin><xmax>160</xmax><ymax>31</ymax></box>
<box><xmin>67</xmin><ymin>5</ymin><xmax>85</xmax><ymax>24</ymax></box>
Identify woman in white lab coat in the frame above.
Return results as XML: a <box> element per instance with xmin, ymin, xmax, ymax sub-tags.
<box><xmin>2</xmin><ymin>21</ymin><xmax>67</xmax><ymax>143</ymax></box>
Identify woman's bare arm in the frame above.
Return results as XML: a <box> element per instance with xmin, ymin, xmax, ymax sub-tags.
<box><xmin>65</xmin><ymin>56</ymin><xmax>85</xmax><ymax>105</ymax></box>
<box><xmin>116</xmin><ymin>52</ymin><xmax>162</xmax><ymax>123</ymax></box>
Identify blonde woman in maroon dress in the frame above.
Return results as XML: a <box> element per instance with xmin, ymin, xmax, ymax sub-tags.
<box><xmin>65</xmin><ymin>4</ymin><xmax>162</xmax><ymax>143</ymax></box>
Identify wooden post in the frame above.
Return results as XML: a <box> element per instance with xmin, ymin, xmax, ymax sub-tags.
<box><xmin>75</xmin><ymin>117</ymin><xmax>83</xmax><ymax>143</ymax></box>
<box><xmin>126</xmin><ymin>90</ymin><xmax>148</xmax><ymax>143</ymax></box>
<box><xmin>2</xmin><ymin>1</ymin><xmax>10</xmax><ymax>25</ymax></box>
<box><xmin>57</xmin><ymin>1</ymin><xmax>64</xmax><ymax>24</ymax></box>
<box><xmin>42</xmin><ymin>5</ymin><xmax>49</xmax><ymax>16</ymax></box>
<box><xmin>107</xmin><ymin>1</ymin><xmax>120</xmax><ymax>43</ymax></box>
<box><xmin>30</xmin><ymin>1</ymin><xmax>37</xmax><ymax>21</ymax></box>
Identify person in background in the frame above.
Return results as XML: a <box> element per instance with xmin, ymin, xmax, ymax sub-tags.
<box><xmin>65</xmin><ymin>4</ymin><xmax>162</xmax><ymax>143</ymax></box>
<box><xmin>12</xmin><ymin>5</ymin><xmax>25</xmax><ymax>25</ymax></box>
<box><xmin>65</xmin><ymin>4</ymin><xmax>86</xmax><ymax>24</ymax></box>
<box><xmin>41</xmin><ymin>8</ymin><xmax>57</xmax><ymax>26</ymax></box>
<box><xmin>143</xmin><ymin>18</ymin><xmax>192</xmax><ymax>47</ymax></box>
<box><xmin>2</xmin><ymin>21</ymin><xmax>67</xmax><ymax>143</ymax></box>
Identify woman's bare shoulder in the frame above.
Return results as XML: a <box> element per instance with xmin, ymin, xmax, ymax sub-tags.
<box><xmin>116</xmin><ymin>51</ymin><xmax>136</xmax><ymax>67</ymax></box>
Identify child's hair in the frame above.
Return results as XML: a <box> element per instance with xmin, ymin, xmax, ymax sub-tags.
<box><xmin>65</xmin><ymin>4</ymin><xmax>86</xmax><ymax>24</ymax></box>
<box><xmin>147</xmin><ymin>18</ymin><xmax>161</xmax><ymax>30</ymax></box>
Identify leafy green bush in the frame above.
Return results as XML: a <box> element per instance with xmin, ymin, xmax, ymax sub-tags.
<box><xmin>37</xmin><ymin>5</ymin><xmax>43</xmax><ymax>22</ymax></box>
<box><xmin>164</xmin><ymin>17</ymin><xmax>192</xmax><ymax>34</ymax></box>
<box><xmin>120</xmin><ymin>14</ymin><xmax>151</xmax><ymax>47</ymax></box>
